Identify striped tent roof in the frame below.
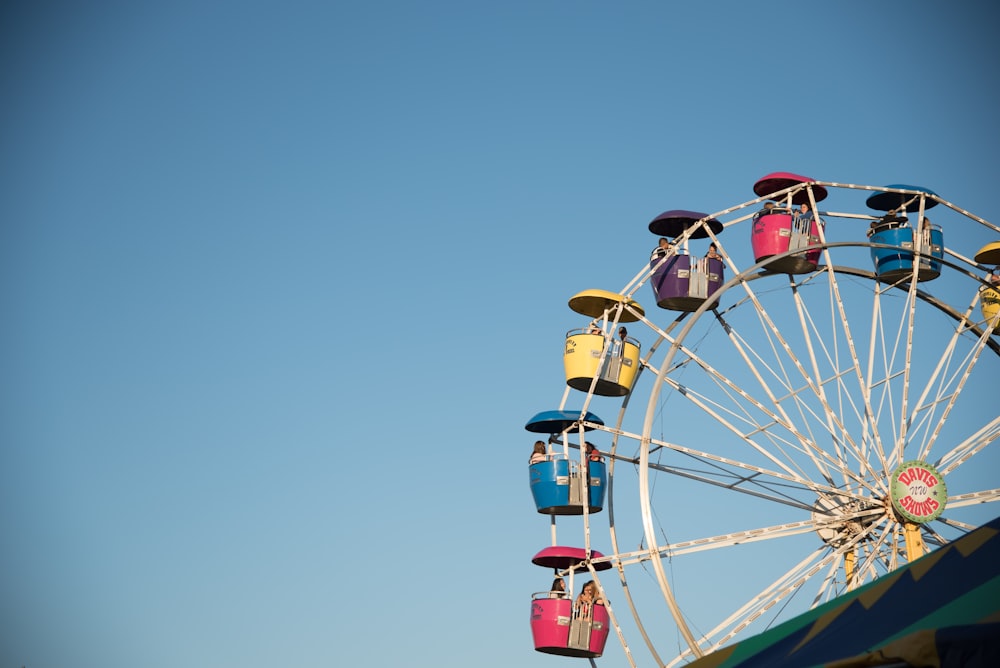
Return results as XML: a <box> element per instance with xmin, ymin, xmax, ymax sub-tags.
<box><xmin>688</xmin><ymin>515</ymin><xmax>1000</xmax><ymax>668</ymax></box>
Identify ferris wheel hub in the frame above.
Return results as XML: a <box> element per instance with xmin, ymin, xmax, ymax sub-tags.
<box><xmin>811</xmin><ymin>496</ymin><xmax>882</xmax><ymax>546</ymax></box>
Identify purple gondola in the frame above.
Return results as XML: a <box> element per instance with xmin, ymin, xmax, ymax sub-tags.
<box><xmin>648</xmin><ymin>210</ymin><xmax>725</xmax><ymax>311</ymax></box>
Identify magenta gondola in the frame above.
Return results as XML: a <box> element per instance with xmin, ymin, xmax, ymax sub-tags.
<box><xmin>530</xmin><ymin>596</ymin><xmax>610</xmax><ymax>658</ymax></box>
<box><xmin>648</xmin><ymin>210</ymin><xmax>724</xmax><ymax>311</ymax></box>
<box><xmin>751</xmin><ymin>172</ymin><xmax>827</xmax><ymax>274</ymax></box>
<box><xmin>530</xmin><ymin>546</ymin><xmax>612</xmax><ymax>658</ymax></box>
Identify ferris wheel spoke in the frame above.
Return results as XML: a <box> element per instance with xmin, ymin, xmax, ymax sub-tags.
<box><xmin>846</xmin><ymin>521</ymin><xmax>896</xmax><ymax>586</ymax></box>
<box><xmin>786</xmin><ymin>277</ymin><xmax>889</xmax><ymax>484</ymax></box>
<box><xmin>910</xmin><ymin>313</ymin><xmax>996</xmax><ymax>463</ymax></box>
<box><xmin>817</xmin><ymin>261</ymin><xmax>896</xmax><ymax>477</ymax></box>
<box><xmin>944</xmin><ymin>488</ymin><xmax>1000</xmax><ymax>510</ymax></box>
<box><xmin>643</xmin><ymin>457</ymin><xmax>830</xmax><ymax>513</ymax></box>
<box><xmin>868</xmin><ymin>279</ymin><xmax>918</xmax><ymax>475</ymax></box>
<box><xmin>790</xmin><ymin>275</ymin><xmax>855</xmax><ymax>483</ymax></box>
<box><xmin>712</xmin><ymin>285</ymin><xmax>845</xmax><ymax>485</ymax></box>
<box><xmin>642</xmin><ymin>428</ymin><xmax>880</xmax><ymax>503</ymax></box>
<box><xmin>717</xmin><ymin>271</ymin><xmax>904</xmax><ymax>494</ymax></box>
<box><xmin>863</xmin><ymin>283</ymin><xmax>896</xmax><ymax>473</ymax></box>
<box><xmin>891</xmin><ymin>273</ymin><xmax>923</xmax><ymax>466</ymax></box>
<box><xmin>672</xmin><ymin>375</ymin><xmax>831</xmax><ymax>484</ymax></box>
<box><xmin>661</xmin><ymin>508</ymin><xmax>883</xmax><ymax>559</ymax></box>
<box><xmin>679</xmin><ymin>333</ymin><xmax>850</xmax><ymax>488</ymax></box>
<box><xmin>669</xmin><ymin>546</ymin><xmax>842</xmax><ymax>666</ymax></box>
<box><xmin>815</xmin><ymin>517</ymin><xmax>890</xmax><ymax>594</ymax></box>
<box><xmin>657</xmin><ymin>351</ymin><xmax>818</xmax><ymax>482</ymax></box>
<box><xmin>822</xmin><ymin>518</ymin><xmax>897</xmax><ymax>587</ymax></box>
<box><xmin>648</xmin><ymin>387</ymin><xmax>832</xmax><ymax>490</ymax></box>
<box><xmin>935</xmin><ymin>415</ymin><xmax>1000</xmax><ymax>476</ymax></box>
<box><xmin>656</xmin><ymin>365</ymin><xmax>878</xmax><ymax>496</ymax></box>
<box><xmin>660</xmin><ymin>520</ymin><xmax>820</xmax><ymax>556</ymax></box>
<box><xmin>807</xmin><ymin>556</ymin><xmax>842</xmax><ymax>606</ymax></box>
<box><xmin>869</xmin><ymin>304</ymin><xmax>902</xmax><ymax>470</ymax></box>
<box><xmin>601</xmin><ymin>425</ymin><xmax>854</xmax><ymax>512</ymax></box>
<box><xmin>933</xmin><ymin>514</ymin><xmax>987</xmax><ymax>533</ymax></box>
<box><xmin>920</xmin><ymin>524</ymin><xmax>954</xmax><ymax>549</ymax></box>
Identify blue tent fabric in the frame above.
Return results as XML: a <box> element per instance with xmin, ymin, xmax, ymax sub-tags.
<box><xmin>688</xmin><ymin>516</ymin><xmax>1000</xmax><ymax>668</ymax></box>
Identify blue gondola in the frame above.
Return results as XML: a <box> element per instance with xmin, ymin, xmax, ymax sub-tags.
<box><xmin>530</xmin><ymin>458</ymin><xmax>606</xmax><ymax>515</ymax></box>
<box><xmin>866</xmin><ymin>185</ymin><xmax>943</xmax><ymax>282</ymax></box>
<box><xmin>525</xmin><ymin>410</ymin><xmax>607</xmax><ymax>515</ymax></box>
<box><xmin>869</xmin><ymin>226</ymin><xmax>944</xmax><ymax>282</ymax></box>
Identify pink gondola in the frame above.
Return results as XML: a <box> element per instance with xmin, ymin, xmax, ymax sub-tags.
<box><xmin>530</xmin><ymin>596</ymin><xmax>611</xmax><ymax>658</ymax></box>
<box><xmin>751</xmin><ymin>172</ymin><xmax>828</xmax><ymax>274</ymax></box>
<box><xmin>529</xmin><ymin>546</ymin><xmax>612</xmax><ymax>658</ymax></box>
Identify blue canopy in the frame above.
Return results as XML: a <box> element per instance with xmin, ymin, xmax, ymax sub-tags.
<box><xmin>866</xmin><ymin>184</ymin><xmax>939</xmax><ymax>212</ymax></box>
<box><xmin>525</xmin><ymin>410</ymin><xmax>604</xmax><ymax>433</ymax></box>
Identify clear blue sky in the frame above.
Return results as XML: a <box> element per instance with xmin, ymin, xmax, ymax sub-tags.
<box><xmin>2</xmin><ymin>2</ymin><xmax>997</xmax><ymax>667</ymax></box>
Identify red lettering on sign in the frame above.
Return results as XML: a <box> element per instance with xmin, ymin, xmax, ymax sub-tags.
<box><xmin>899</xmin><ymin>494</ymin><xmax>939</xmax><ymax>518</ymax></box>
<box><xmin>898</xmin><ymin>466</ymin><xmax>938</xmax><ymax>488</ymax></box>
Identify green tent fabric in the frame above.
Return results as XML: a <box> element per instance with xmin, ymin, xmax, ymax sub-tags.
<box><xmin>688</xmin><ymin>515</ymin><xmax>1000</xmax><ymax>668</ymax></box>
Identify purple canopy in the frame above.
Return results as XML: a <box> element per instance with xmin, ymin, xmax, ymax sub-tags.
<box><xmin>648</xmin><ymin>209</ymin><xmax>723</xmax><ymax>239</ymax></box>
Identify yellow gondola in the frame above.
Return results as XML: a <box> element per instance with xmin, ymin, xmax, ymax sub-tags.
<box><xmin>564</xmin><ymin>290</ymin><xmax>644</xmax><ymax>397</ymax></box>
<box><xmin>975</xmin><ymin>243</ymin><xmax>1000</xmax><ymax>331</ymax></box>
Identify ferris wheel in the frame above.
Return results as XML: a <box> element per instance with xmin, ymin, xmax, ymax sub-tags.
<box><xmin>525</xmin><ymin>173</ymin><xmax>1000</xmax><ymax>666</ymax></box>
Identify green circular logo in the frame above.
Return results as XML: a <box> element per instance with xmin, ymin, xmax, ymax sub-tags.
<box><xmin>890</xmin><ymin>460</ymin><xmax>946</xmax><ymax>523</ymax></box>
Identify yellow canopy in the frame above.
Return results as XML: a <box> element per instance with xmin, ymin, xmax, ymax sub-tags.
<box><xmin>568</xmin><ymin>289</ymin><xmax>644</xmax><ymax>322</ymax></box>
<box><xmin>974</xmin><ymin>241</ymin><xmax>1000</xmax><ymax>265</ymax></box>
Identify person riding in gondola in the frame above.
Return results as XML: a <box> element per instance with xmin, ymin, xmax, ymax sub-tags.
<box><xmin>793</xmin><ymin>202</ymin><xmax>814</xmax><ymax>233</ymax></box>
<box><xmin>574</xmin><ymin>580</ymin><xmax>605</xmax><ymax>616</ymax></box>
<box><xmin>548</xmin><ymin>577</ymin><xmax>567</xmax><ymax>599</ymax></box>
<box><xmin>987</xmin><ymin>267</ymin><xmax>1000</xmax><ymax>287</ymax></box>
<box><xmin>650</xmin><ymin>237</ymin><xmax>675</xmax><ymax>261</ymax></box>
<box><xmin>869</xmin><ymin>209</ymin><xmax>907</xmax><ymax>236</ymax></box>
<box><xmin>753</xmin><ymin>200</ymin><xmax>778</xmax><ymax>221</ymax></box>
<box><xmin>530</xmin><ymin>440</ymin><xmax>547</xmax><ymax>464</ymax></box>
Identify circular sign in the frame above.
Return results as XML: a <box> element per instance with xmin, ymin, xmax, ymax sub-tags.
<box><xmin>890</xmin><ymin>460</ymin><xmax>947</xmax><ymax>523</ymax></box>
